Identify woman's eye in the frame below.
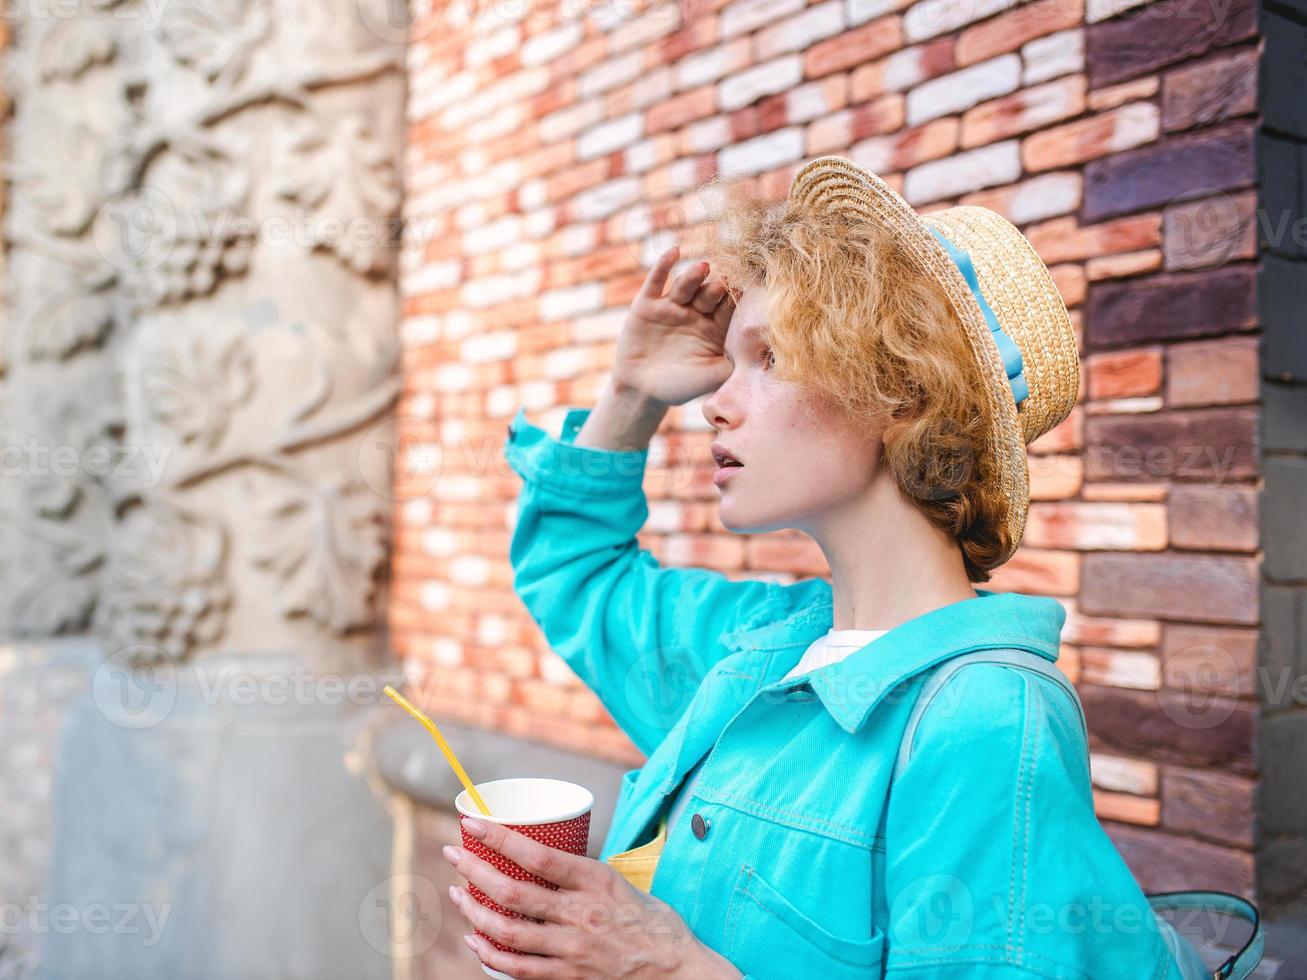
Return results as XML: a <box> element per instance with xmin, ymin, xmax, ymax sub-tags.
<box><xmin>762</xmin><ymin>347</ymin><xmax>775</xmax><ymax>369</ymax></box>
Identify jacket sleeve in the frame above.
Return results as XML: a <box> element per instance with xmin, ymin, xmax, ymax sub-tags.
<box><xmin>502</xmin><ymin>405</ymin><xmax>822</xmax><ymax>758</ymax></box>
<box><xmin>882</xmin><ymin>663</ymin><xmax>1180</xmax><ymax>980</ymax></box>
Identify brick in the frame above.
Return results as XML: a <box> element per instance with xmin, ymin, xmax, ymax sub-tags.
<box><xmin>577</xmin><ymin>112</ymin><xmax>644</xmax><ymax>159</ymax></box>
<box><xmin>578</xmin><ymin>50</ymin><xmax>644</xmax><ymax>99</ymax></box>
<box><xmin>959</xmin><ymin>171</ymin><xmax>1082</xmax><ymax>224</ymax></box>
<box><xmin>850</xmin><ymin>116</ymin><xmax>958</xmax><ymax>172</ymax></box>
<box><xmin>983</xmin><ymin>548</ymin><xmax>1080</xmax><ymax>594</ymax></box>
<box><xmin>1264</xmin><ymin>381</ymin><xmax>1307</xmax><ymax>453</ymax></box>
<box><xmin>1082</xmin><ymin>120</ymin><xmax>1255</xmax><ymax>224</ymax></box>
<box><xmin>787</xmin><ymin>75</ymin><xmax>853</xmax><ymax>125</ymax></box>
<box><xmin>1027</xmin><ymin>452</ymin><xmax>1082</xmax><ymax>500</ymax></box>
<box><xmin>1062</xmin><ymin>601</ymin><xmax>1162</xmax><ymax>647</ymax></box>
<box><xmin>1093</xmin><ymin>789</ymin><xmax>1160</xmax><ymax>825</ymax></box>
<box><xmin>849</xmin><ymin>0</ymin><xmax>915</xmax><ymax>23</ymax></box>
<box><xmin>521</xmin><ymin>22</ymin><xmax>584</xmax><ymax>66</ymax></box>
<box><xmin>903</xmin><ymin>0</ymin><xmax>1016</xmax><ymax>43</ymax></box>
<box><xmin>1170</xmin><ymin>483</ymin><xmax>1258</xmax><ymax>553</ymax></box>
<box><xmin>1021</xmin><ymin>101</ymin><xmax>1158</xmax><ymax>172</ymax></box>
<box><xmin>906</xmin><ymin>53</ymin><xmax>1022</xmax><ymax>126</ymax></box>
<box><xmin>1161</xmin><ymin>623</ymin><xmax>1257</xmax><ymax>699</ymax></box>
<box><xmin>850</xmin><ymin>38</ymin><xmax>954</xmax><ymax>101</ymax></box>
<box><xmin>1080</xmin><ymin>684</ymin><xmax>1255</xmax><ymax>774</ymax></box>
<box><xmin>1085</xmin><ymin>265</ymin><xmax>1256</xmax><ymax>349</ymax></box>
<box><xmin>1024</xmin><ymin>501</ymin><xmax>1166</xmax><ymax>550</ymax></box>
<box><xmin>1087</xmin><ymin>75</ymin><xmax>1158</xmax><ymax>113</ymax></box>
<box><xmin>805</xmin><ymin>16</ymin><xmax>903</xmax><ymax>78</ymax></box>
<box><xmin>903</xmin><ymin>139</ymin><xmax>1021</xmax><ymax>204</ymax></box>
<box><xmin>722</xmin><ymin>0</ymin><xmax>807</xmax><ymax>37</ymax></box>
<box><xmin>1105</xmin><ymin>822</ymin><xmax>1254</xmax><ymax>897</ymax></box>
<box><xmin>1162</xmin><ymin>767</ymin><xmax>1255</xmax><ymax>848</ymax></box>
<box><xmin>1162</xmin><ymin>190</ymin><xmax>1258</xmax><ymax>271</ymax></box>
<box><xmin>1086</xmin><ymin>0</ymin><xmax>1257</xmax><ymax>89</ymax></box>
<box><xmin>719</xmin><ymin>126</ymin><xmax>805</xmax><ymax>177</ymax></box>
<box><xmin>1082</xmin><ymin>647</ymin><xmax>1161</xmax><ymax>689</ymax></box>
<box><xmin>719</xmin><ymin>56</ymin><xmax>805</xmax><ymax>111</ymax></box>
<box><xmin>674</xmin><ymin>38</ymin><xmax>752</xmax><ymax>91</ymax></box>
<box><xmin>756</xmin><ymin>1</ymin><xmax>846</xmax><ymax>59</ymax></box>
<box><xmin>1162</xmin><ymin>48</ymin><xmax>1258</xmax><ymax>133</ymax></box>
<box><xmin>1166</xmin><ymin>336</ymin><xmax>1258</xmax><ymax>408</ymax></box>
<box><xmin>646</xmin><ymin>87</ymin><xmax>716</xmax><ymax>135</ymax></box>
<box><xmin>961</xmin><ymin>75</ymin><xmax>1086</xmax><ymax>149</ymax></box>
<box><xmin>957</xmin><ymin>0</ymin><xmax>1083</xmax><ymax>66</ymax></box>
<box><xmin>1090</xmin><ymin>753</ymin><xmax>1159</xmax><ymax>795</ymax></box>
<box><xmin>1080</xmin><ymin>552</ymin><xmax>1258</xmax><ymax>624</ymax></box>
<box><xmin>746</xmin><ymin>533</ymin><xmax>831</xmax><ymax>575</ymax></box>
<box><xmin>807</xmin><ymin>94</ymin><xmax>904</xmax><ymax>153</ymax></box>
<box><xmin>1022</xmin><ymin>28</ymin><xmax>1084</xmax><ymax>85</ymax></box>
<box><xmin>1086</xmin><ymin>249</ymin><xmax>1161</xmax><ymax>281</ymax></box>
<box><xmin>1263</xmin><ymin>9</ymin><xmax>1307</xmax><ymax>139</ymax></box>
<box><xmin>1264</xmin><ymin>254</ymin><xmax>1307</xmax><ymax>378</ymax></box>
<box><xmin>1086</xmin><ymin>348</ymin><xmax>1162</xmax><ymax>399</ymax></box>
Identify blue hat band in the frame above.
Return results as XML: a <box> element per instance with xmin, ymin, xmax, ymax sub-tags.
<box><xmin>927</xmin><ymin>226</ymin><xmax>1029</xmax><ymax>407</ymax></box>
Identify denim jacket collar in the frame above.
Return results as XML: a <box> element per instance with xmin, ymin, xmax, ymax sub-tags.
<box><xmin>721</xmin><ymin>584</ymin><xmax>1067</xmax><ymax>735</ymax></box>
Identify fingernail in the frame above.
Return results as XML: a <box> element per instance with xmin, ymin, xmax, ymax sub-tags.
<box><xmin>464</xmin><ymin>818</ymin><xmax>487</xmax><ymax>838</ymax></box>
<box><xmin>442</xmin><ymin>844</ymin><xmax>462</xmax><ymax>862</ymax></box>
<box><xmin>464</xmin><ymin>933</ymin><xmax>477</xmax><ymax>950</ymax></box>
<box><xmin>448</xmin><ymin>884</ymin><xmax>460</xmax><ymax>902</ymax></box>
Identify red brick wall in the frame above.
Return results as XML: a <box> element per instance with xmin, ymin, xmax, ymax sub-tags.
<box><xmin>392</xmin><ymin>0</ymin><xmax>1261</xmax><ymax>893</ymax></box>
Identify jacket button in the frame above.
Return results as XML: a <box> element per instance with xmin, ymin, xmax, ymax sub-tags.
<box><xmin>691</xmin><ymin>813</ymin><xmax>710</xmax><ymax>840</ymax></box>
<box><xmin>507</xmin><ymin>422</ymin><xmax>517</xmax><ymax>439</ymax></box>
<box><xmin>786</xmin><ymin>687</ymin><xmax>816</xmax><ymax>702</ymax></box>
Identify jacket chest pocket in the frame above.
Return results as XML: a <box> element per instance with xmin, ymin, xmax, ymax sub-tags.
<box><xmin>722</xmin><ymin>864</ymin><xmax>885</xmax><ymax>980</ymax></box>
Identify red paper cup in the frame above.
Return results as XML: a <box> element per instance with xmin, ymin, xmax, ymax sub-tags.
<box><xmin>455</xmin><ymin>777</ymin><xmax>593</xmax><ymax>978</ymax></box>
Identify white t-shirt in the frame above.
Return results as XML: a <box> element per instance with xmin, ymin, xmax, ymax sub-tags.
<box><xmin>663</xmin><ymin>627</ymin><xmax>889</xmax><ymax>836</ymax></box>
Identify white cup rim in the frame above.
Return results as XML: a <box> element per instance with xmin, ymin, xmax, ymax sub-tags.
<box><xmin>454</xmin><ymin>777</ymin><xmax>594</xmax><ymax>825</ymax></box>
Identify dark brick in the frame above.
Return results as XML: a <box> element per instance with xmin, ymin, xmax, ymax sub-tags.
<box><xmin>1169</xmin><ymin>484</ymin><xmax>1257</xmax><ymax>551</ymax></box>
<box><xmin>1257</xmin><ymin>838</ymin><xmax>1307</xmax><ymax>911</ymax></box>
<box><xmin>1261</xmin><ymin>254</ymin><xmax>1307</xmax><ymax>380</ymax></box>
<box><xmin>1080</xmin><ymin>684</ymin><xmax>1255</xmax><ymax>775</ymax></box>
<box><xmin>1162</xmin><ymin>766</ymin><xmax>1255</xmax><ymax>848</ymax></box>
<box><xmin>1084</xmin><ymin>408</ymin><xmax>1257</xmax><ymax>483</ymax></box>
<box><xmin>1264</xmin><ymin>458</ymin><xmax>1307</xmax><ymax>581</ymax></box>
<box><xmin>1161</xmin><ymin>623</ymin><xmax>1258</xmax><ymax>699</ymax></box>
<box><xmin>1262</xmin><ymin>10</ymin><xmax>1307</xmax><ymax>139</ymax></box>
<box><xmin>1080</xmin><ymin>552</ymin><xmax>1259</xmax><ymax>623</ymax></box>
<box><xmin>1105</xmin><ymin>821</ymin><xmax>1254</xmax><ymax>896</ymax></box>
<box><xmin>1086</xmin><ymin>265</ymin><xmax>1256</xmax><ymax>349</ymax></box>
<box><xmin>1161</xmin><ymin>48</ymin><xmax>1258</xmax><ymax>133</ymax></box>
<box><xmin>1086</xmin><ymin>0</ymin><xmax>1257</xmax><ymax>89</ymax></box>
<box><xmin>1082</xmin><ymin>121</ymin><xmax>1255</xmax><ymax>223</ymax></box>
<box><xmin>1263</xmin><ymin>381</ymin><xmax>1307</xmax><ymax>452</ymax></box>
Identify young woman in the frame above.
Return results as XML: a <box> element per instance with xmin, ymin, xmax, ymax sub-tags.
<box><xmin>441</xmin><ymin>156</ymin><xmax>1214</xmax><ymax>979</ymax></box>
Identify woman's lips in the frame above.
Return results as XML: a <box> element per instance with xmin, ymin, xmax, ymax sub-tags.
<box><xmin>713</xmin><ymin>464</ymin><xmax>743</xmax><ymax>487</ymax></box>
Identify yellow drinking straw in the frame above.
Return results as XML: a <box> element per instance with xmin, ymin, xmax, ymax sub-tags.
<box><xmin>383</xmin><ymin>685</ymin><xmax>493</xmax><ymax>817</ymax></box>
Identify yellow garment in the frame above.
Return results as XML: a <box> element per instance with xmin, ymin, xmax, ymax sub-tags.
<box><xmin>604</xmin><ymin>815</ymin><xmax>667</xmax><ymax>894</ymax></box>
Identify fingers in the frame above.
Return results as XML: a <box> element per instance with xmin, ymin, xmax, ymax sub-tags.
<box><xmin>450</xmin><ymin>885</ymin><xmax>572</xmax><ymax>962</ymax></box>
<box><xmin>444</xmin><ymin>843</ymin><xmax>570</xmax><ymax>923</ymax></box>
<box><xmin>461</xmin><ymin>820</ymin><xmax>593</xmax><ymax>892</ymax></box>
<box><xmin>463</xmin><ymin>930</ymin><xmax>562</xmax><ymax>980</ymax></box>
<box><xmin>690</xmin><ymin>276</ymin><xmax>729</xmax><ymax>316</ymax></box>
<box><xmin>666</xmin><ymin>258</ymin><xmax>709</xmax><ymax>305</ymax></box>
<box><xmin>638</xmin><ymin>244</ymin><xmax>680</xmax><ymax>300</ymax></box>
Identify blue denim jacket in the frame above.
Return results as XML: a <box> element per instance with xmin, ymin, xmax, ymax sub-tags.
<box><xmin>502</xmin><ymin>405</ymin><xmax>1197</xmax><ymax>980</ymax></box>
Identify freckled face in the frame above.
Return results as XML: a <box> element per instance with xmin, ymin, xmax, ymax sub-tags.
<box><xmin>701</xmin><ymin>288</ymin><xmax>881</xmax><ymax>534</ymax></box>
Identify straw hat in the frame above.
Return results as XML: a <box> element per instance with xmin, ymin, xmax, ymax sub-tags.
<box><xmin>786</xmin><ymin>155</ymin><xmax>1080</xmax><ymax>570</ymax></box>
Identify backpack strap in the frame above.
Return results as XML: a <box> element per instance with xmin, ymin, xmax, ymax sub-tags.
<box><xmin>893</xmin><ymin>646</ymin><xmax>1087</xmax><ymax>783</ymax></box>
<box><xmin>1146</xmin><ymin>891</ymin><xmax>1264</xmax><ymax>980</ymax></box>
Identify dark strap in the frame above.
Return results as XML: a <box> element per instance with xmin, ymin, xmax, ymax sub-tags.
<box><xmin>1146</xmin><ymin>891</ymin><xmax>1264</xmax><ymax>980</ymax></box>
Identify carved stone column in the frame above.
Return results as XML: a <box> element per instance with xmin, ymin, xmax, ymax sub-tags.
<box><xmin>0</xmin><ymin>2</ymin><xmax>408</xmax><ymax>976</ymax></box>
